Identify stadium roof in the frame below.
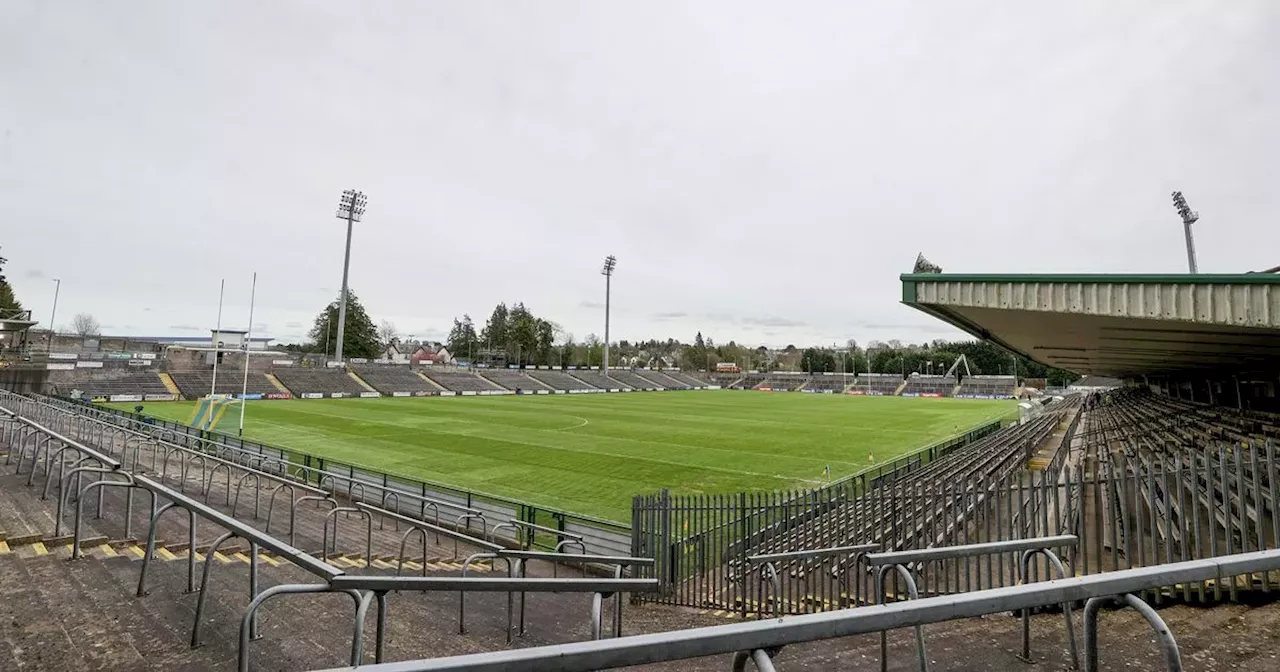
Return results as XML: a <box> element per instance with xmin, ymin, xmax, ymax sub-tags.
<box><xmin>900</xmin><ymin>273</ymin><xmax>1280</xmax><ymax>379</ymax></box>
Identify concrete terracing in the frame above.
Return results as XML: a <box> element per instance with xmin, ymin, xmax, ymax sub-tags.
<box><xmin>6</xmin><ymin>410</ymin><xmax>1280</xmax><ymax>670</ymax></box>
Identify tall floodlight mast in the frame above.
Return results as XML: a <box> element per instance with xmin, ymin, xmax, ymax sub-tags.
<box><xmin>601</xmin><ymin>255</ymin><xmax>617</xmax><ymax>381</ymax></box>
<box><xmin>1171</xmin><ymin>191</ymin><xmax>1199</xmax><ymax>273</ymax></box>
<box><xmin>333</xmin><ymin>189</ymin><xmax>368</xmax><ymax>362</ymax></box>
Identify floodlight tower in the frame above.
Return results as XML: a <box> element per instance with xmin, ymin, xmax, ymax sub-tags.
<box><xmin>1171</xmin><ymin>191</ymin><xmax>1199</xmax><ymax>273</ymax></box>
<box><xmin>333</xmin><ymin>189</ymin><xmax>368</xmax><ymax>362</ymax></box>
<box><xmin>601</xmin><ymin>255</ymin><xmax>617</xmax><ymax>380</ymax></box>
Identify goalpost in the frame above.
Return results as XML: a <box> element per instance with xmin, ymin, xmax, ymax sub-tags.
<box><xmin>188</xmin><ymin>395</ymin><xmax>242</xmax><ymax>432</ymax></box>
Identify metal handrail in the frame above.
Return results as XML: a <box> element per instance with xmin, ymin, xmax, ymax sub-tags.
<box><xmin>748</xmin><ymin>543</ymin><xmax>879</xmax><ymax>564</ymax></box>
<box><xmin>353</xmin><ymin>502</ymin><xmax>503</xmax><ymax>553</ymax></box>
<box><xmin>330</xmin><ymin>575</ymin><xmax>656</xmax><ymax>593</ymax></box>
<box><xmin>310</xmin><ymin>548</ymin><xmax>1280</xmax><ymax>672</ymax></box>
<box><xmin>498</xmin><ymin>551</ymin><xmax>652</xmax><ymax>566</ymax></box>
<box><xmin>134</xmin><ymin>475</ymin><xmax>343</xmax><ymax>579</ymax></box>
<box><xmin>865</xmin><ymin>534</ymin><xmax>1078</xmax><ymax>566</ymax></box>
<box><xmin>16</xmin><ymin>417</ymin><xmax>121</xmax><ymax>469</ymax></box>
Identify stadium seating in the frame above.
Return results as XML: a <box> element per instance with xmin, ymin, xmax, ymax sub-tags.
<box><xmin>804</xmin><ymin>375</ymin><xmax>855</xmax><ymax>392</ymax></box>
<box><xmin>899</xmin><ymin>374</ymin><xmax>955</xmax><ymax>397</ymax></box>
<box><xmin>527</xmin><ymin>370</ymin><xmax>598</xmax><ymax>391</ymax></box>
<box><xmin>351</xmin><ymin>365</ymin><xmax>437</xmax><ymax>395</ymax></box>
<box><xmin>663</xmin><ymin>371</ymin><xmax>710</xmax><ymax>388</ymax></box>
<box><xmin>569</xmin><ymin>369</ymin><xmax>631</xmax><ymax>390</ymax></box>
<box><xmin>273</xmin><ymin>368</ymin><xmax>371</xmax><ymax>397</ymax></box>
<box><xmin>855</xmin><ymin>373</ymin><xmax>904</xmax><ymax>395</ymax></box>
<box><xmin>168</xmin><ymin>369</ymin><xmax>280</xmax><ymax>398</ymax></box>
<box><xmin>730</xmin><ymin>373</ymin><xmax>767</xmax><ymax>389</ymax></box>
<box><xmin>759</xmin><ymin>376</ymin><xmax>806</xmax><ymax>391</ymax></box>
<box><xmin>607</xmin><ymin>370</ymin><xmax>663</xmax><ymax>390</ymax></box>
<box><xmin>421</xmin><ymin>369</ymin><xmax>505</xmax><ymax>392</ymax></box>
<box><xmin>479</xmin><ymin>369</ymin><xmax>550</xmax><ymax>391</ymax></box>
<box><xmin>63</xmin><ymin>372</ymin><xmax>171</xmax><ymax>398</ymax></box>
<box><xmin>631</xmin><ymin>370</ymin><xmax>689</xmax><ymax>389</ymax></box>
<box><xmin>955</xmin><ymin>374</ymin><xmax>1016</xmax><ymax>398</ymax></box>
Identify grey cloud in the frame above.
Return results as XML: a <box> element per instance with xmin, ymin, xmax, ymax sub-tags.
<box><xmin>652</xmin><ymin>311</ymin><xmax>687</xmax><ymax>320</ymax></box>
<box><xmin>284</xmin><ymin>321</ymin><xmax>303</xmax><ymax>329</ymax></box>
<box><xmin>168</xmin><ymin>324</ymin><xmax>202</xmax><ymax>332</ymax></box>
<box><xmin>742</xmin><ymin>316</ymin><xmax>807</xmax><ymax>328</ymax></box>
<box><xmin>3</xmin><ymin>3</ymin><xmax>1274</xmax><ymax>350</ymax></box>
<box><xmin>24</xmin><ymin>268</ymin><xmax>44</xmax><ymax>278</ymax></box>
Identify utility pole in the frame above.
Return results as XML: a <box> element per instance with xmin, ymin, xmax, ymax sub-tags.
<box><xmin>601</xmin><ymin>255</ymin><xmax>617</xmax><ymax>380</ymax></box>
<box><xmin>334</xmin><ymin>189</ymin><xmax>368</xmax><ymax>362</ymax></box>
<box><xmin>48</xmin><ymin>278</ymin><xmax>61</xmax><ymax>338</ymax></box>
<box><xmin>1172</xmin><ymin>191</ymin><xmax>1199</xmax><ymax>273</ymax></box>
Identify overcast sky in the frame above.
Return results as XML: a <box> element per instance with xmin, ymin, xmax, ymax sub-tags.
<box><xmin>3</xmin><ymin>2</ymin><xmax>1277</xmax><ymax>348</ymax></box>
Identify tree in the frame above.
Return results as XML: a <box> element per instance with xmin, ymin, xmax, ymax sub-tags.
<box><xmin>0</xmin><ymin>247</ymin><xmax>21</xmax><ymax>313</ymax></box>
<box><xmin>306</xmin><ymin>290</ymin><xmax>380</xmax><ymax>359</ymax></box>
<box><xmin>446</xmin><ymin>314</ymin><xmax>479</xmax><ymax>361</ymax></box>
<box><xmin>71</xmin><ymin>313</ymin><xmax>100</xmax><ymax>336</ymax></box>
<box><xmin>480</xmin><ymin>303</ymin><xmax>510</xmax><ymax>354</ymax></box>
<box><xmin>378</xmin><ymin>320</ymin><xmax>399</xmax><ymax>350</ymax></box>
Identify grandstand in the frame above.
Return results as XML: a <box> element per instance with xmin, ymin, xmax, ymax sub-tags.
<box><xmin>569</xmin><ymin>369</ymin><xmax>631</xmax><ymax>390</ymax></box>
<box><xmin>661</xmin><ymin>370</ymin><xmax>710</xmax><ymax>388</ymax></box>
<box><xmin>421</xmin><ymin>368</ymin><xmax>505</xmax><ymax>393</ymax></box>
<box><xmin>899</xmin><ymin>374</ymin><xmax>955</xmax><ymax>397</ymax></box>
<box><xmin>856</xmin><ymin>372</ymin><xmax>904</xmax><ymax>395</ymax></box>
<box><xmin>804</xmin><ymin>374</ymin><xmax>855</xmax><ymax>392</ymax></box>
<box><xmin>61</xmin><ymin>371</ymin><xmax>172</xmax><ymax>399</ymax></box>
<box><xmin>527</xmin><ymin>369</ymin><xmax>598</xmax><ymax>391</ymax></box>
<box><xmin>479</xmin><ymin>368</ymin><xmax>551</xmax><ymax>391</ymax></box>
<box><xmin>758</xmin><ymin>374</ymin><xmax>806</xmax><ymax>391</ymax></box>
<box><xmin>631</xmin><ymin>370</ymin><xmax>687</xmax><ymax>389</ymax></box>
<box><xmin>604</xmin><ymin>369</ymin><xmax>661</xmax><ymax>390</ymax></box>
<box><xmin>167</xmin><ymin>369</ymin><xmax>280</xmax><ymax>399</ymax></box>
<box><xmin>956</xmin><ymin>374</ymin><xmax>1017</xmax><ymax>398</ymax></box>
<box><xmin>350</xmin><ymin>364</ymin><xmax>438</xmax><ymax>395</ymax></box>
<box><xmin>273</xmin><ymin>367</ymin><xmax>373</xmax><ymax>397</ymax></box>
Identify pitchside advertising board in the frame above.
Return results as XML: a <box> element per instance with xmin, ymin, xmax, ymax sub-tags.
<box><xmin>127</xmin><ymin>360</ymin><xmax>151</xmax><ymax>366</ymax></box>
<box><xmin>359</xmin><ymin>392</ymin><xmax>380</xmax><ymax>398</ymax></box>
<box><xmin>46</xmin><ymin>363</ymin><xmax>75</xmax><ymax>371</ymax></box>
<box><xmin>109</xmin><ymin>394</ymin><xmax>142</xmax><ymax>402</ymax></box>
<box><xmin>144</xmin><ymin>394</ymin><xmax>177</xmax><ymax>401</ymax></box>
<box><xmin>266</xmin><ymin>393</ymin><xmax>292</xmax><ymax>400</ymax></box>
<box><xmin>48</xmin><ymin>352</ymin><xmax>78</xmax><ymax>360</ymax></box>
<box><xmin>331</xmin><ymin>392</ymin><xmax>347</xmax><ymax>398</ymax></box>
<box><xmin>301</xmin><ymin>393</ymin><xmax>324</xmax><ymax>399</ymax></box>
<box><xmin>391</xmin><ymin>392</ymin><xmax>410</xmax><ymax>397</ymax></box>
<box><xmin>75</xmin><ymin>361</ymin><xmax>104</xmax><ymax>368</ymax></box>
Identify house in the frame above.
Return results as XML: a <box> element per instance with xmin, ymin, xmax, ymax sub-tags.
<box><xmin>411</xmin><ymin>345</ymin><xmax>453</xmax><ymax>365</ymax></box>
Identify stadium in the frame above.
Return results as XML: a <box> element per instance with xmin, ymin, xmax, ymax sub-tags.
<box><xmin>5</xmin><ymin>4</ymin><xmax>1280</xmax><ymax>671</ymax></box>
<box><xmin>5</xmin><ymin>263</ymin><xmax>1280</xmax><ymax>671</ymax></box>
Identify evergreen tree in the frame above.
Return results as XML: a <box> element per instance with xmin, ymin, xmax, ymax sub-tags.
<box><xmin>0</xmin><ymin>247</ymin><xmax>21</xmax><ymax>312</ymax></box>
<box><xmin>307</xmin><ymin>290</ymin><xmax>380</xmax><ymax>359</ymax></box>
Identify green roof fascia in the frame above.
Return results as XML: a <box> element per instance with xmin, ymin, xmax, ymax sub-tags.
<box><xmin>900</xmin><ymin>272</ymin><xmax>1280</xmax><ymax>288</ymax></box>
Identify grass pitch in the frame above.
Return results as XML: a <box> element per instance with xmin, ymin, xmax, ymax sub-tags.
<box><xmin>113</xmin><ymin>391</ymin><xmax>1013</xmax><ymax>522</ymax></box>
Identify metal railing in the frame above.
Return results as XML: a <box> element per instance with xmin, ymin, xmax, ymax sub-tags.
<box><xmin>866</xmin><ymin>535</ymin><xmax>1079</xmax><ymax>672</ymax></box>
<box><xmin>309</xmin><ymin>548</ymin><xmax>1280</xmax><ymax>672</ymax></box>
<box><xmin>0</xmin><ymin>395</ymin><xmax>666</xmax><ymax>672</ymax></box>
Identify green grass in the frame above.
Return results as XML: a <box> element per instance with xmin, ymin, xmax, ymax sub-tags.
<box><xmin>109</xmin><ymin>391</ymin><xmax>1013</xmax><ymax>523</ymax></box>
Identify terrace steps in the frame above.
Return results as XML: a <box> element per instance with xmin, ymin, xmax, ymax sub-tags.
<box><xmin>348</xmin><ymin>371</ymin><xmax>379</xmax><ymax>393</ymax></box>
<box><xmin>414</xmin><ymin>370</ymin><xmax>445</xmax><ymax>390</ymax></box>
<box><xmin>263</xmin><ymin>372</ymin><xmax>291</xmax><ymax>394</ymax></box>
<box><xmin>157</xmin><ymin>372</ymin><xmax>183</xmax><ymax>397</ymax></box>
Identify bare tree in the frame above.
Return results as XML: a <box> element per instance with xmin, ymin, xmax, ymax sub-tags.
<box><xmin>377</xmin><ymin>320</ymin><xmax>399</xmax><ymax>349</ymax></box>
<box><xmin>71</xmin><ymin>313</ymin><xmax>101</xmax><ymax>336</ymax></box>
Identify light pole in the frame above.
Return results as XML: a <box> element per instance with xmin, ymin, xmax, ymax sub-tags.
<box><xmin>1172</xmin><ymin>191</ymin><xmax>1199</xmax><ymax>273</ymax></box>
<box><xmin>601</xmin><ymin>255</ymin><xmax>616</xmax><ymax>379</ymax></box>
<box><xmin>334</xmin><ymin>189</ymin><xmax>368</xmax><ymax>362</ymax></box>
<box><xmin>49</xmin><ymin>278</ymin><xmax>61</xmax><ymax>336</ymax></box>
